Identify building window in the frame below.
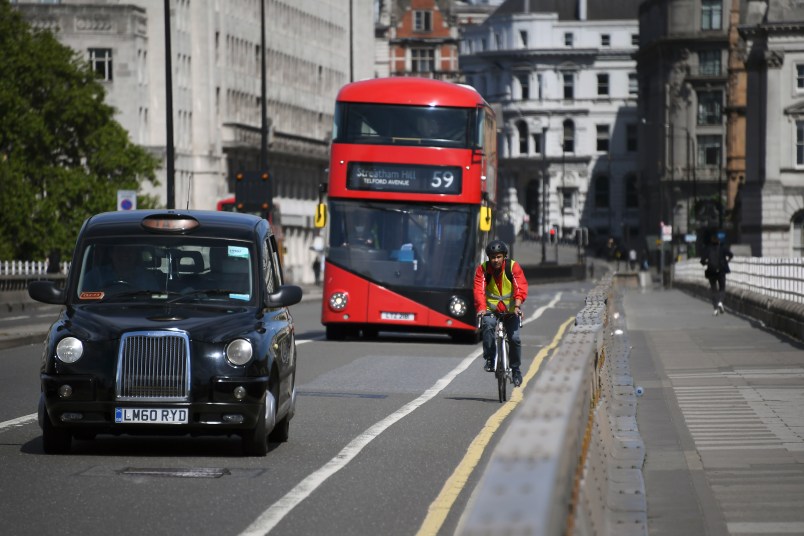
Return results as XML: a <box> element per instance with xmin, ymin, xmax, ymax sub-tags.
<box><xmin>495</xmin><ymin>32</ymin><xmax>502</xmax><ymax>49</ymax></box>
<box><xmin>697</xmin><ymin>90</ymin><xmax>723</xmax><ymax>125</ymax></box>
<box><xmin>517</xmin><ymin>73</ymin><xmax>530</xmax><ymax>100</ymax></box>
<box><xmin>698</xmin><ymin>135</ymin><xmax>722</xmax><ymax>166</ymax></box>
<box><xmin>793</xmin><ymin>210</ymin><xmax>804</xmax><ymax>257</ymax></box>
<box><xmin>797</xmin><ymin>121</ymin><xmax>804</xmax><ymax>166</ymax></box>
<box><xmin>628</xmin><ymin>73</ymin><xmax>638</xmax><ymax>96</ymax></box>
<box><xmin>537</xmin><ymin>73</ymin><xmax>543</xmax><ymax>100</ymax></box>
<box><xmin>532</xmin><ymin>131</ymin><xmax>543</xmax><ymax>154</ymax></box>
<box><xmin>563</xmin><ymin>119</ymin><xmax>575</xmax><ymax>153</ymax></box>
<box><xmin>481</xmin><ymin>38</ymin><xmax>487</xmax><ymax>51</ymax></box>
<box><xmin>594</xmin><ymin>175</ymin><xmax>610</xmax><ymax>208</ymax></box>
<box><xmin>562</xmin><ymin>72</ymin><xmax>574</xmax><ymax>100</ymax></box>
<box><xmin>517</xmin><ymin>121</ymin><xmax>528</xmax><ymax>155</ymax></box>
<box><xmin>411</xmin><ymin>48</ymin><xmax>434</xmax><ymax>73</ymax></box>
<box><xmin>89</xmin><ymin>48</ymin><xmax>113</xmax><ymax>81</ymax></box>
<box><xmin>564</xmin><ymin>32</ymin><xmax>573</xmax><ymax>47</ymax></box>
<box><xmin>631</xmin><ymin>34</ymin><xmax>639</xmax><ymax>46</ymax></box>
<box><xmin>520</xmin><ymin>30</ymin><xmax>528</xmax><ymax>48</ymax></box>
<box><xmin>797</xmin><ymin>65</ymin><xmax>804</xmax><ymax>91</ymax></box>
<box><xmin>701</xmin><ymin>0</ymin><xmax>722</xmax><ymax>30</ymax></box>
<box><xmin>596</xmin><ymin>124</ymin><xmax>610</xmax><ymax>152</ymax></box>
<box><xmin>562</xmin><ymin>189</ymin><xmax>575</xmax><ymax>210</ymax></box>
<box><xmin>601</xmin><ymin>34</ymin><xmax>610</xmax><ymax>47</ymax></box>
<box><xmin>625</xmin><ymin>174</ymin><xmax>639</xmax><ymax>208</ymax></box>
<box><xmin>626</xmin><ymin>124</ymin><xmax>638</xmax><ymax>152</ymax></box>
<box><xmin>414</xmin><ymin>10</ymin><xmax>432</xmax><ymax>32</ymax></box>
<box><xmin>597</xmin><ymin>73</ymin><xmax>609</xmax><ymax>96</ymax></box>
<box><xmin>699</xmin><ymin>50</ymin><xmax>721</xmax><ymax>76</ymax></box>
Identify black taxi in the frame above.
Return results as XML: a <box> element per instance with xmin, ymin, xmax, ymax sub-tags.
<box><xmin>28</xmin><ymin>210</ymin><xmax>302</xmax><ymax>456</ymax></box>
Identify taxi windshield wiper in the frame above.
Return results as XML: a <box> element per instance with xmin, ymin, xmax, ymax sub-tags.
<box><xmin>166</xmin><ymin>289</ymin><xmax>240</xmax><ymax>303</ymax></box>
<box><xmin>101</xmin><ymin>289</ymin><xmax>173</xmax><ymax>301</ymax></box>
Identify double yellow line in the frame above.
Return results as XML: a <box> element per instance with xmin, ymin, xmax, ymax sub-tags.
<box><xmin>416</xmin><ymin>316</ymin><xmax>575</xmax><ymax>536</ymax></box>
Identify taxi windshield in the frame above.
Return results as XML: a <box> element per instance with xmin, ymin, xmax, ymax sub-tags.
<box><xmin>74</xmin><ymin>238</ymin><xmax>255</xmax><ymax>304</ymax></box>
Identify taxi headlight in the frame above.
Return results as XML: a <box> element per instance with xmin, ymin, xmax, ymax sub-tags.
<box><xmin>329</xmin><ymin>292</ymin><xmax>348</xmax><ymax>311</ymax></box>
<box><xmin>448</xmin><ymin>296</ymin><xmax>467</xmax><ymax>317</ymax></box>
<box><xmin>225</xmin><ymin>339</ymin><xmax>253</xmax><ymax>366</ymax></box>
<box><xmin>56</xmin><ymin>337</ymin><xmax>83</xmax><ymax>363</ymax></box>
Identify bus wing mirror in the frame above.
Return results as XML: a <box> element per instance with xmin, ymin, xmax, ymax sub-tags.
<box><xmin>314</xmin><ymin>203</ymin><xmax>327</xmax><ymax>228</ymax></box>
<box><xmin>479</xmin><ymin>206</ymin><xmax>492</xmax><ymax>232</ymax></box>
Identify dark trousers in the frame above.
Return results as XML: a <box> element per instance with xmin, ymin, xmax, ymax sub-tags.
<box><xmin>707</xmin><ymin>272</ymin><xmax>726</xmax><ymax>307</ymax></box>
<box><xmin>481</xmin><ymin>314</ymin><xmax>522</xmax><ymax>369</ymax></box>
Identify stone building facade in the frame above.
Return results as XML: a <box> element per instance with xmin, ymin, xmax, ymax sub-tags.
<box><xmin>15</xmin><ymin>0</ymin><xmax>375</xmax><ymax>283</ymax></box>
<box><xmin>637</xmin><ymin>0</ymin><xmax>738</xmax><ymax>258</ymax></box>
<box><xmin>460</xmin><ymin>0</ymin><xmax>642</xmax><ymax>251</ymax></box>
<box><xmin>637</xmin><ymin>0</ymin><xmax>804</xmax><ymax>258</ymax></box>
<box><xmin>740</xmin><ymin>0</ymin><xmax>804</xmax><ymax>257</ymax></box>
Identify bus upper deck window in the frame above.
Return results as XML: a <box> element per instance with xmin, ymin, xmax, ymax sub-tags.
<box><xmin>475</xmin><ymin>110</ymin><xmax>485</xmax><ymax>148</ymax></box>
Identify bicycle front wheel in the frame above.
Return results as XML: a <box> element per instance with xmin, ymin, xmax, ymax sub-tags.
<box><xmin>497</xmin><ymin>372</ymin><xmax>507</xmax><ymax>402</ymax></box>
<box><xmin>496</xmin><ymin>338</ymin><xmax>508</xmax><ymax>403</ymax></box>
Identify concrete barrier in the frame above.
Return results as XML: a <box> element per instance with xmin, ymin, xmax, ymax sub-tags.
<box><xmin>0</xmin><ymin>274</ymin><xmax>65</xmax><ymax>313</ymax></box>
<box><xmin>457</xmin><ymin>275</ymin><xmax>647</xmax><ymax>536</ymax></box>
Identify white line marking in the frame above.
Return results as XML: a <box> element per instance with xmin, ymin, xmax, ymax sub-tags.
<box><xmin>0</xmin><ymin>413</ymin><xmax>36</xmax><ymax>432</ymax></box>
<box><xmin>239</xmin><ymin>349</ymin><xmax>482</xmax><ymax>536</ymax></box>
<box><xmin>240</xmin><ymin>291</ymin><xmax>562</xmax><ymax>535</ymax></box>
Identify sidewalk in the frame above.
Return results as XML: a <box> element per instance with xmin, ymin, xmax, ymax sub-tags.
<box><xmin>623</xmin><ymin>284</ymin><xmax>804</xmax><ymax>535</ymax></box>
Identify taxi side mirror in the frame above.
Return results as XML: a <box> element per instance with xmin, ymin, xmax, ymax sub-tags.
<box><xmin>314</xmin><ymin>203</ymin><xmax>327</xmax><ymax>228</ymax></box>
<box><xmin>479</xmin><ymin>206</ymin><xmax>492</xmax><ymax>232</ymax></box>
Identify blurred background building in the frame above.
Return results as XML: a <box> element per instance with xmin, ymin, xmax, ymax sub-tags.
<box><xmin>11</xmin><ymin>0</ymin><xmax>804</xmax><ymax>273</ymax></box>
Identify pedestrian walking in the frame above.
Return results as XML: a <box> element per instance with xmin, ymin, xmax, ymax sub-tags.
<box><xmin>312</xmin><ymin>256</ymin><xmax>321</xmax><ymax>286</ymax></box>
<box><xmin>700</xmin><ymin>233</ymin><xmax>734</xmax><ymax>316</ymax></box>
<box><xmin>628</xmin><ymin>248</ymin><xmax>637</xmax><ymax>271</ymax></box>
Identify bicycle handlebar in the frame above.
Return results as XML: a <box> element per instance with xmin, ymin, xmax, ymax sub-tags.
<box><xmin>477</xmin><ymin>309</ymin><xmax>523</xmax><ymax>328</ymax></box>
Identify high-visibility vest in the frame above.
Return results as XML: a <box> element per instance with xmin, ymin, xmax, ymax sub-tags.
<box><xmin>482</xmin><ymin>259</ymin><xmax>517</xmax><ymax>311</ymax></box>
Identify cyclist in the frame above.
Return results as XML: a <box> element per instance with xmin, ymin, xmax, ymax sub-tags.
<box><xmin>474</xmin><ymin>239</ymin><xmax>529</xmax><ymax>387</ymax></box>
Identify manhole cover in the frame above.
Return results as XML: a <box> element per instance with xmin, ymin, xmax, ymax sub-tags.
<box><xmin>119</xmin><ymin>467</ymin><xmax>229</xmax><ymax>478</ymax></box>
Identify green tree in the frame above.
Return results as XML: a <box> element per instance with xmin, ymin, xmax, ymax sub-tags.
<box><xmin>0</xmin><ymin>1</ymin><xmax>160</xmax><ymax>261</ymax></box>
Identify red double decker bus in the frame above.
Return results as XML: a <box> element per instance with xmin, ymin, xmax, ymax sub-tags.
<box><xmin>316</xmin><ymin>77</ymin><xmax>498</xmax><ymax>342</ymax></box>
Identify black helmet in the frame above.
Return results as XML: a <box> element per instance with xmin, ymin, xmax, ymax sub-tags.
<box><xmin>485</xmin><ymin>239</ymin><xmax>509</xmax><ymax>257</ymax></box>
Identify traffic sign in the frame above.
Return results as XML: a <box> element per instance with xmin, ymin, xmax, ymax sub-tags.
<box><xmin>117</xmin><ymin>190</ymin><xmax>137</xmax><ymax>211</ymax></box>
<box><xmin>661</xmin><ymin>224</ymin><xmax>672</xmax><ymax>242</ymax></box>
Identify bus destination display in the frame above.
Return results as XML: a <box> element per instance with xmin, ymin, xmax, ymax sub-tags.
<box><xmin>347</xmin><ymin>162</ymin><xmax>462</xmax><ymax>195</ymax></box>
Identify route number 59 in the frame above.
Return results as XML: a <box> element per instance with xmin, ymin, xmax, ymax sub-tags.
<box><xmin>430</xmin><ymin>171</ymin><xmax>454</xmax><ymax>189</ymax></box>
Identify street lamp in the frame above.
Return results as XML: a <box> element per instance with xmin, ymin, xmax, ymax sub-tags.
<box><xmin>541</xmin><ymin>125</ymin><xmax>548</xmax><ymax>263</ymax></box>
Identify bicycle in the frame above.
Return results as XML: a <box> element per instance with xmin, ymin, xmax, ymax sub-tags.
<box><xmin>478</xmin><ymin>311</ymin><xmax>522</xmax><ymax>403</ymax></box>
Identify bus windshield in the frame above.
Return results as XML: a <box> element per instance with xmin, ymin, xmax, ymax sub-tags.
<box><xmin>333</xmin><ymin>103</ymin><xmax>474</xmax><ymax>148</ymax></box>
<box><xmin>327</xmin><ymin>200</ymin><xmax>477</xmax><ymax>289</ymax></box>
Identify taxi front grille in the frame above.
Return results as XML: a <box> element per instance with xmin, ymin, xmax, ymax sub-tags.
<box><xmin>115</xmin><ymin>331</ymin><xmax>191</xmax><ymax>401</ymax></box>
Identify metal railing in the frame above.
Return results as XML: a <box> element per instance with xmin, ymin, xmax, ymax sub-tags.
<box><xmin>674</xmin><ymin>257</ymin><xmax>804</xmax><ymax>305</ymax></box>
<box><xmin>0</xmin><ymin>260</ymin><xmax>70</xmax><ymax>276</ymax></box>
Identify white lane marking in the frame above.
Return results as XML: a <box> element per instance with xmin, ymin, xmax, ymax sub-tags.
<box><xmin>0</xmin><ymin>414</ymin><xmax>37</xmax><ymax>432</ymax></box>
<box><xmin>524</xmin><ymin>292</ymin><xmax>562</xmax><ymax>326</ymax></box>
<box><xmin>240</xmin><ymin>348</ymin><xmax>482</xmax><ymax>536</ymax></box>
<box><xmin>241</xmin><ymin>291</ymin><xmax>563</xmax><ymax>535</ymax></box>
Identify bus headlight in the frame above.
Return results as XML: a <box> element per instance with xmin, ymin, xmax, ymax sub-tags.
<box><xmin>56</xmin><ymin>337</ymin><xmax>84</xmax><ymax>363</ymax></box>
<box><xmin>448</xmin><ymin>296</ymin><xmax>467</xmax><ymax>317</ymax></box>
<box><xmin>329</xmin><ymin>292</ymin><xmax>348</xmax><ymax>311</ymax></box>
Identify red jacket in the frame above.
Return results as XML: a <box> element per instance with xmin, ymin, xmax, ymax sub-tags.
<box><xmin>473</xmin><ymin>259</ymin><xmax>528</xmax><ymax>314</ymax></box>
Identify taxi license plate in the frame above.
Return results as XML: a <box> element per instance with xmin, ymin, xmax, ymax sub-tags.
<box><xmin>115</xmin><ymin>407</ymin><xmax>188</xmax><ymax>424</ymax></box>
<box><xmin>381</xmin><ymin>312</ymin><xmax>414</xmax><ymax>321</ymax></box>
